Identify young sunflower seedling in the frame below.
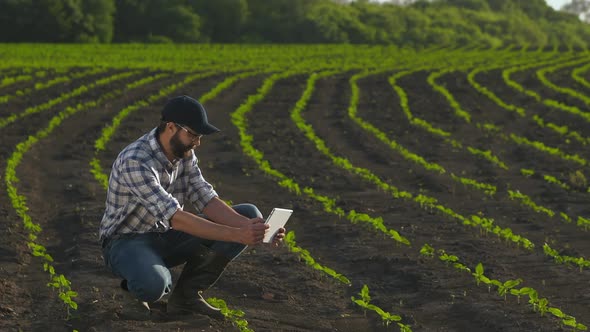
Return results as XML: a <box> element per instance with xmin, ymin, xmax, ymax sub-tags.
<box><xmin>509</xmin><ymin>287</ymin><xmax>535</xmax><ymax>304</ymax></box>
<box><xmin>206</xmin><ymin>298</ymin><xmax>253</xmax><ymax>332</ymax></box>
<box><xmin>472</xmin><ymin>263</ymin><xmax>492</xmax><ymax>291</ymax></box>
<box><xmin>494</xmin><ymin>279</ymin><xmax>522</xmax><ymax>301</ymax></box>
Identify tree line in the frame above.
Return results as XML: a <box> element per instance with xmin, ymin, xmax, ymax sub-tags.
<box><xmin>0</xmin><ymin>0</ymin><xmax>589</xmax><ymax>48</ymax></box>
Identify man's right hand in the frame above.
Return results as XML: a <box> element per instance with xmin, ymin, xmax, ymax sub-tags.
<box><xmin>238</xmin><ymin>218</ymin><xmax>268</xmax><ymax>245</ymax></box>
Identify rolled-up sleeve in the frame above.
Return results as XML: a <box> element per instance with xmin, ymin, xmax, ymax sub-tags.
<box><xmin>119</xmin><ymin>159</ymin><xmax>180</xmax><ymax>224</ymax></box>
<box><xmin>188</xmin><ymin>158</ymin><xmax>218</xmax><ymax>212</ymax></box>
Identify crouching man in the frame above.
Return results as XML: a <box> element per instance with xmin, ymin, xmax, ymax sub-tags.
<box><xmin>98</xmin><ymin>95</ymin><xmax>285</xmax><ymax>320</ymax></box>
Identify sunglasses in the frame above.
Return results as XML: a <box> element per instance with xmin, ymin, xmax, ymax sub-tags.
<box><xmin>174</xmin><ymin>123</ymin><xmax>203</xmax><ymax>142</ymax></box>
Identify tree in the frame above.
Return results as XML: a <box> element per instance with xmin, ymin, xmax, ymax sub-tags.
<box><xmin>440</xmin><ymin>0</ymin><xmax>490</xmax><ymax>11</ymax></box>
<box><xmin>0</xmin><ymin>0</ymin><xmax>115</xmax><ymax>42</ymax></box>
<box><xmin>386</xmin><ymin>0</ymin><xmax>419</xmax><ymax>5</ymax></box>
<box><xmin>188</xmin><ymin>0</ymin><xmax>248</xmax><ymax>42</ymax></box>
<box><xmin>487</xmin><ymin>0</ymin><xmax>552</xmax><ymax>17</ymax></box>
<box><xmin>514</xmin><ymin>0</ymin><xmax>551</xmax><ymax>18</ymax></box>
<box><xmin>561</xmin><ymin>0</ymin><xmax>590</xmax><ymax>22</ymax></box>
<box><xmin>243</xmin><ymin>0</ymin><xmax>314</xmax><ymax>42</ymax></box>
<box><xmin>425</xmin><ymin>6</ymin><xmax>486</xmax><ymax>45</ymax></box>
<box><xmin>78</xmin><ymin>0</ymin><xmax>116</xmax><ymax>42</ymax></box>
<box><xmin>113</xmin><ymin>0</ymin><xmax>200</xmax><ymax>42</ymax></box>
<box><xmin>303</xmin><ymin>1</ymin><xmax>375</xmax><ymax>43</ymax></box>
<box><xmin>400</xmin><ymin>6</ymin><xmax>431</xmax><ymax>47</ymax></box>
<box><xmin>352</xmin><ymin>2</ymin><xmax>407</xmax><ymax>43</ymax></box>
<box><xmin>502</xmin><ymin>10</ymin><xmax>547</xmax><ymax>46</ymax></box>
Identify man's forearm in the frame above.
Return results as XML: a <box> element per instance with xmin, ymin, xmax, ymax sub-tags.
<box><xmin>170</xmin><ymin>209</ymin><xmax>242</xmax><ymax>243</ymax></box>
<box><xmin>202</xmin><ymin>197</ymin><xmax>251</xmax><ymax>227</ymax></box>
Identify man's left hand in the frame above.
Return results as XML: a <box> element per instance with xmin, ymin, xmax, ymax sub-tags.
<box><xmin>271</xmin><ymin>227</ymin><xmax>286</xmax><ymax>247</ymax></box>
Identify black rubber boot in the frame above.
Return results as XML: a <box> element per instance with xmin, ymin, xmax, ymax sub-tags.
<box><xmin>166</xmin><ymin>247</ymin><xmax>231</xmax><ymax>320</ymax></box>
<box><xmin>118</xmin><ymin>279</ymin><xmax>152</xmax><ymax>320</ymax></box>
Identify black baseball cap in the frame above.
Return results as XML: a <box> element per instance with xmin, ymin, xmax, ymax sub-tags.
<box><xmin>161</xmin><ymin>95</ymin><xmax>220</xmax><ymax>135</ymax></box>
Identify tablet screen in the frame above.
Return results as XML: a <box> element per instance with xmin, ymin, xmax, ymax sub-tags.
<box><xmin>263</xmin><ymin>208</ymin><xmax>293</xmax><ymax>243</ymax></box>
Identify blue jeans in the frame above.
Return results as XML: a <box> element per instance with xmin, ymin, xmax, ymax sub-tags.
<box><xmin>102</xmin><ymin>203</ymin><xmax>261</xmax><ymax>302</ymax></box>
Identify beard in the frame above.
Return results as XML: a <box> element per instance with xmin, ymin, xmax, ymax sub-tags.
<box><xmin>169</xmin><ymin>132</ymin><xmax>194</xmax><ymax>159</ymax></box>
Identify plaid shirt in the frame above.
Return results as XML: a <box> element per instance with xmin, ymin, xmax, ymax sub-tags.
<box><xmin>99</xmin><ymin>128</ymin><xmax>217</xmax><ymax>241</ymax></box>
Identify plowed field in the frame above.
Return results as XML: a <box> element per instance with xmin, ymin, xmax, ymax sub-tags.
<box><xmin>2</xmin><ymin>48</ymin><xmax>590</xmax><ymax>332</ymax></box>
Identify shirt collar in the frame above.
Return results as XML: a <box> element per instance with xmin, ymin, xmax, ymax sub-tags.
<box><xmin>148</xmin><ymin>128</ymin><xmax>177</xmax><ymax>171</ymax></box>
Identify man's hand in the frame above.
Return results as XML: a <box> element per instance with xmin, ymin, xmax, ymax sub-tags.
<box><xmin>271</xmin><ymin>227</ymin><xmax>286</xmax><ymax>247</ymax></box>
<box><xmin>238</xmin><ymin>218</ymin><xmax>268</xmax><ymax>245</ymax></box>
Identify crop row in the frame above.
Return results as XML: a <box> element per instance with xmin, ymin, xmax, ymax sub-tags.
<box><xmin>230</xmin><ymin>68</ymin><xmax>563</xmax><ymax>329</ymax></box>
<box><xmin>284</xmin><ymin>231</ymin><xmax>411</xmax><ymax>330</ymax></box>
<box><xmin>380</xmin><ymin>62</ymin><xmax>590</xmax><ymax>248</ymax></box>
<box><xmin>88</xmin><ymin>68</ymin><xmax>405</xmax><ymax>330</ymax></box>
<box><xmin>231</xmin><ymin>66</ymin><xmax>589</xmax><ymax>330</ymax></box>
<box><xmin>427</xmin><ymin>58</ymin><xmax>590</xmax><ymax>230</ymax></box>
<box><xmin>282</xmin><ymin>68</ymin><xmax>590</xmax><ymax>328</ymax></box>
<box><xmin>4</xmin><ymin>47</ymin><xmax>590</xmax><ymax>330</ymax></box>
<box><xmin>428</xmin><ymin>64</ymin><xmax>590</xmax><ymax>225</ymax></box>
<box><xmin>420</xmin><ymin>244</ymin><xmax>587</xmax><ymax>331</ymax></box>
<box><xmin>488</xmin><ymin>54</ymin><xmax>590</xmax><ymax>152</ymax></box>
<box><xmin>0</xmin><ymin>70</ymin><xmax>141</xmax><ymax>129</ymax></box>
<box><xmin>4</xmin><ymin>70</ymin><xmax>171</xmax><ymax>316</ymax></box>
<box><xmin>0</xmin><ymin>67</ymin><xmax>108</xmax><ymax>104</ymax></box>
<box><xmin>90</xmin><ymin>70</ymin><xmax>267</xmax><ymax>330</ymax></box>
<box><xmin>0</xmin><ymin>68</ymin><xmax>62</xmax><ymax>88</ymax></box>
<box><xmin>505</xmin><ymin>57</ymin><xmax>590</xmax><ymax>126</ymax></box>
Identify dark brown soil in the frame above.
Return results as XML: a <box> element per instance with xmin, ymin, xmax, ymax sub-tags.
<box><xmin>1</xmin><ymin>63</ymin><xmax>590</xmax><ymax>332</ymax></box>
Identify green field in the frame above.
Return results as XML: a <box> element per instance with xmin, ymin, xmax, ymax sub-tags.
<box><xmin>1</xmin><ymin>44</ymin><xmax>590</xmax><ymax>331</ymax></box>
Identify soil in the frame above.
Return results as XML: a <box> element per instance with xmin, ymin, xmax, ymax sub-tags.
<box><xmin>1</xmin><ymin>63</ymin><xmax>590</xmax><ymax>332</ymax></box>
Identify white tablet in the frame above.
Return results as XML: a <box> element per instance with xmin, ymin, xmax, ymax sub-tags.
<box><xmin>263</xmin><ymin>208</ymin><xmax>293</xmax><ymax>243</ymax></box>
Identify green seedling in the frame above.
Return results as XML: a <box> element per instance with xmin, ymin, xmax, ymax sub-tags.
<box><xmin>419</xmin><ymin>244</ymin><xmax>435</xmax><ymax>257</ymax></box>
<box><xmin>538</xmin><ymin>298</ymin><xmax>549</xmax><ymax>316</ymax></box>
<box><xmin>509</xmin><ymin>287</ymin><xmax>535</xmax><ymax>304</ymax></box>
<box><xmin>495</xmin><ymin>279</ymin><xmax>522</xmax><ymax>300</ymax></box>
<box><xmin>543</xmin><ymin>175</ymin><xmax>570</xmax><ymax>190</ymax></box>
<box><xmin>472</xmin><ymin>263</ymin><xmax>491</xmax><ymax>288</ymax></box>
<box><xmin>206</xmin><ymin>298</ymin><xmax>252</xmax><ymax>332</ymax></box>
<box><xmin>508</xmin><ymin>190</ymin><xmax>555</xmax><ymax>217</ymax></box>
<box><xmin>562</xmin><ymin>315</ymin><xmax>588</xmax><ymax>331</ymax></box>
<box><xmin>285</xmin><ymin>231</ymin><xmax>351</xmax><ymax>285</ymax></box>
<box><xmin>351</xmin><ymin>285</ymin><xmax>408</xmax><ymax>329</ymax></box>
<box><xmin>438</xmin><ymin>250</ymin><xmax>459</xmax><ymax>265</ymax></box>
<box><xmin>577</xmin><ymin>216</ymin><xmax>590</xmax><ymax>231</ymax></box>
<box><xmin>429</xmin><ymin>230</ymin><xmax>586</xmax><ymax>330</ymax></box>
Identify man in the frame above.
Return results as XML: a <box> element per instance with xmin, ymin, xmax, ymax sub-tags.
<box><xmin>99</xmin><ymin>95</ymin><xmax>285</xmax><ymax>320</ymax></box>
